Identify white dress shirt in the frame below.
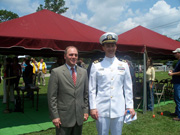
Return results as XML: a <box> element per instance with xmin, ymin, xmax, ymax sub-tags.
<box><xmin>66</xmin><ymin>64</ymin><xmax>77</xmax><ymax>76</ymax></box>
<box><xmin>89</xmin><ymin>56</ymin><xmax>133</xmax><ymax>118</ymax></box>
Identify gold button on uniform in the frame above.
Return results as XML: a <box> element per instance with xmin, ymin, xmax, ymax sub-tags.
<box><xmin>111</xmin><ymin>96</ymin><xmax>113</xmax><ymax>98</ymax></box>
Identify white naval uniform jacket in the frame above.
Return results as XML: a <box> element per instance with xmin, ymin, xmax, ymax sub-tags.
<box><xmin>89</xmin><ymin>56</ymin><xmax>134</xmax><ymax>118</ymax></box>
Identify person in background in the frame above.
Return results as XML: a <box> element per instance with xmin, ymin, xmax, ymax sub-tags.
<box><xmin>24</xmin><ymin>59</ymin><xmax>33</xmax><ymax>98</ymax></box>
<box><xmin>77</xmin><ymin>58</ymin><xmax>86</xmax><ymax>68</ymax></box>
<box><xmin>12</xmin><ymin>57</ymin><xmax>22</xmax><ymax>89</ymax></box>
<box><xmin>89</xmin><ymin>32</ymin><xmax>135</xmax><ymax>135</ymax></box>
<box><xmin>21</xmin><ymin>58</ymin><xmax>27</xmax><ymax>86</ymax></box>
<box><xmin>146</xmin><ymin>57</ymin><xmax>155</xmax><ymax>111</ymax></box>
<box><xmin>31</xmin><ymin>58</ymin><xmax>38</xmax><ymax>86</ymax></box>
<box><xmin>48</xmin><ymin>46</ymin><xmax>89</xmax><ymax>135</ymax></box>
<box><xmin>37</xmin><ymin>58</ymin><xmax>47</xmax><ymax>86</ymax></box>
<box><xmin>3</xmin><ymin>57</ymin><xmax>14</xmax><ymax>103</ymax></box>
<box><xmin>49</xmin><ymin>56</ymin><xmax>64</xmax><ymax>73</ymax></box>
<box><xmin>139</xmin><ymin>65</ymin><xmax>142</xmax><ymax>72</ymax></box>
<box><xmin>168</xmin><ymin>48</ymin><xmax>180</xmax><ymax>121</ymax></box>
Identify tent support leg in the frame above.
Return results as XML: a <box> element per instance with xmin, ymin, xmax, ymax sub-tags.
<box><xmin>143</xmin><ymin>52</ymin><xmax>147</xmax><ymax>113</ymax></box>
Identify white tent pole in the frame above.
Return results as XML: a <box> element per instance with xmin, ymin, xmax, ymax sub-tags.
<box><xmin>143</xmin><ymin>51</ymin><xmax>147</xmax><ymax>113</ymax></box>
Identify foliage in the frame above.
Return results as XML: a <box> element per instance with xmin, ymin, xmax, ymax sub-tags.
<box><xmin>160</xmin><ymin>59</ymin><xmax>168</xmax><ymax>65</ymax></box>
<box><xmin>0</xmin><ymin>9</ymin><xmax>19</xmax><ymax>22</ymax></box>
<box><xmin>172</xmin><ymin>60</ymin><xmax>178</xmax><ymax>68</ymax></box>
<box><xmin>176</xmin><ymin>37</ymin><xmax>180</xmax><ymax>42</ymax></box>
<box><xmin>0</xmin><ymin>55</ymin><xmax>17</xmax><ymax>67</ymax></box>
<box><xmin>36</xmin><ymin>0</ymin><xmax>68</xmax><ymax>14</ymax></box>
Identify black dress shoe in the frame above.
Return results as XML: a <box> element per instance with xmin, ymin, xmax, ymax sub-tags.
<box><xmin>170</xmin><ymin>113</ymin><xmax>178</xmax><ymax>116</ymax></box>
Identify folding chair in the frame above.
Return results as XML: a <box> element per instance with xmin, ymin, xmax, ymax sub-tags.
<box><xmin>154</xmin><ymin>79</ymin><xmax>158</xmax><ymax>85</ymax></box>
<box><xmin>159</xmin><ymin>79</ymin><xmax>168</xmax><ymax>85</ymax></box>
<box><xmin>18</xmin><ymin>84</ymin><xmax>40</xmax><ymax>113</ymax></box>
<box><xmin>154</xmin><ymin>83</ymin><xmax>166</xmax><ymax>106</ymax></box>
<box><xmin>134</xmin><ymin>82</ymin><xmax>143</xmax><ymax>110</ymax></box>
<box><xmin>135</xmin><ymin>77</ymin><xmax>143</xmax><ymax>83</ymax></box>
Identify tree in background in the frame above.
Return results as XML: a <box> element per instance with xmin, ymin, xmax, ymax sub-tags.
<box><xmin>36</xmin><ymin>0</ymin><xmax>68</xmax><ymax>14</ymax></box>
<box><xmin>0</xmin><ymin>9</ymin><xmax>19</xmax><ymax>23</ymax></box>
<box><xmin>176</xmin><ymin>37</ymin><xmax>180</xmax><ymax>42</ymax></box>
<box><xmin>0</xmin><ymin>10</ymin><xmax>19</xmax><ymax>64</ymax></box>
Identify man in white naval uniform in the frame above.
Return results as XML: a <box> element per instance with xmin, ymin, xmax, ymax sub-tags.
<box><xmin>89</xmin><ymin>32</ymin><xmax>135</xmax><ymax>135</ymax></box>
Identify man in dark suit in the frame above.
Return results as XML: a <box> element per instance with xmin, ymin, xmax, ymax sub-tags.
<box><xmin>48</xmin><ymin>46</ymin><xmax>89</xmax><ymax>135</ymax></box>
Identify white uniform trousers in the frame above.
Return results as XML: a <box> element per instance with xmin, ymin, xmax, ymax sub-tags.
<box><xmin>96</xmin><ymin>117</ymin><xmax>124</xmax><ymax>135</ymax></box>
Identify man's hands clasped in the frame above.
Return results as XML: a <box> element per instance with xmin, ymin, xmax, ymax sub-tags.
<box><xmin>90</xmin><ymin>109</ymin><xmax>99</xmax><ymax>120</ymax></box>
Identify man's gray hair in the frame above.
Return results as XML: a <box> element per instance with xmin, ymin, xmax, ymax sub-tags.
<box><xmin>64</xmin><ymin>46</ymin><xmax>78</xmax><ymax>54</ymax></box>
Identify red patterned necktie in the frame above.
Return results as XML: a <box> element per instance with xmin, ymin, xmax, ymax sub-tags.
<box><xmin>71</xmin><ymin>67</ymin><xmax>76</xmax><ymax>85</ymax></box>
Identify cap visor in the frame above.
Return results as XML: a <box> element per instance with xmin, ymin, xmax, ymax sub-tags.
<box><xmin>102</xmin><ymin>40</ymin><xmax>116</xmax><ymax>44</ymax></box>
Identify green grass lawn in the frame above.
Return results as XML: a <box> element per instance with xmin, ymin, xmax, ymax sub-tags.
<box><xmin>24</xmin><ymin>103</ymin><xmax>180</xmax><ymax>135</ymax></box>
<box><xmin>1</xmin><ymin>71</ymin><xmax>179</xmax><ymax>135</ymax></box>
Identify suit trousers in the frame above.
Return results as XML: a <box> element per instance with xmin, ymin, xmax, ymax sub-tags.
<box><xmin>56</xmin><ymin>123</ymin><xmax>82</xmax><ymax>135</ymax></box>
<box><xmin>96</xmin><ymin>117</ymin><xmax>124</xmax><ymax>135</ymax></box>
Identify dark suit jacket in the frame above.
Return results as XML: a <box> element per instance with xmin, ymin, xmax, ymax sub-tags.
<box><xmin>47</xmin><ymin>64</ymin><xmax>89</xmax><ymax>127</ymax></box>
